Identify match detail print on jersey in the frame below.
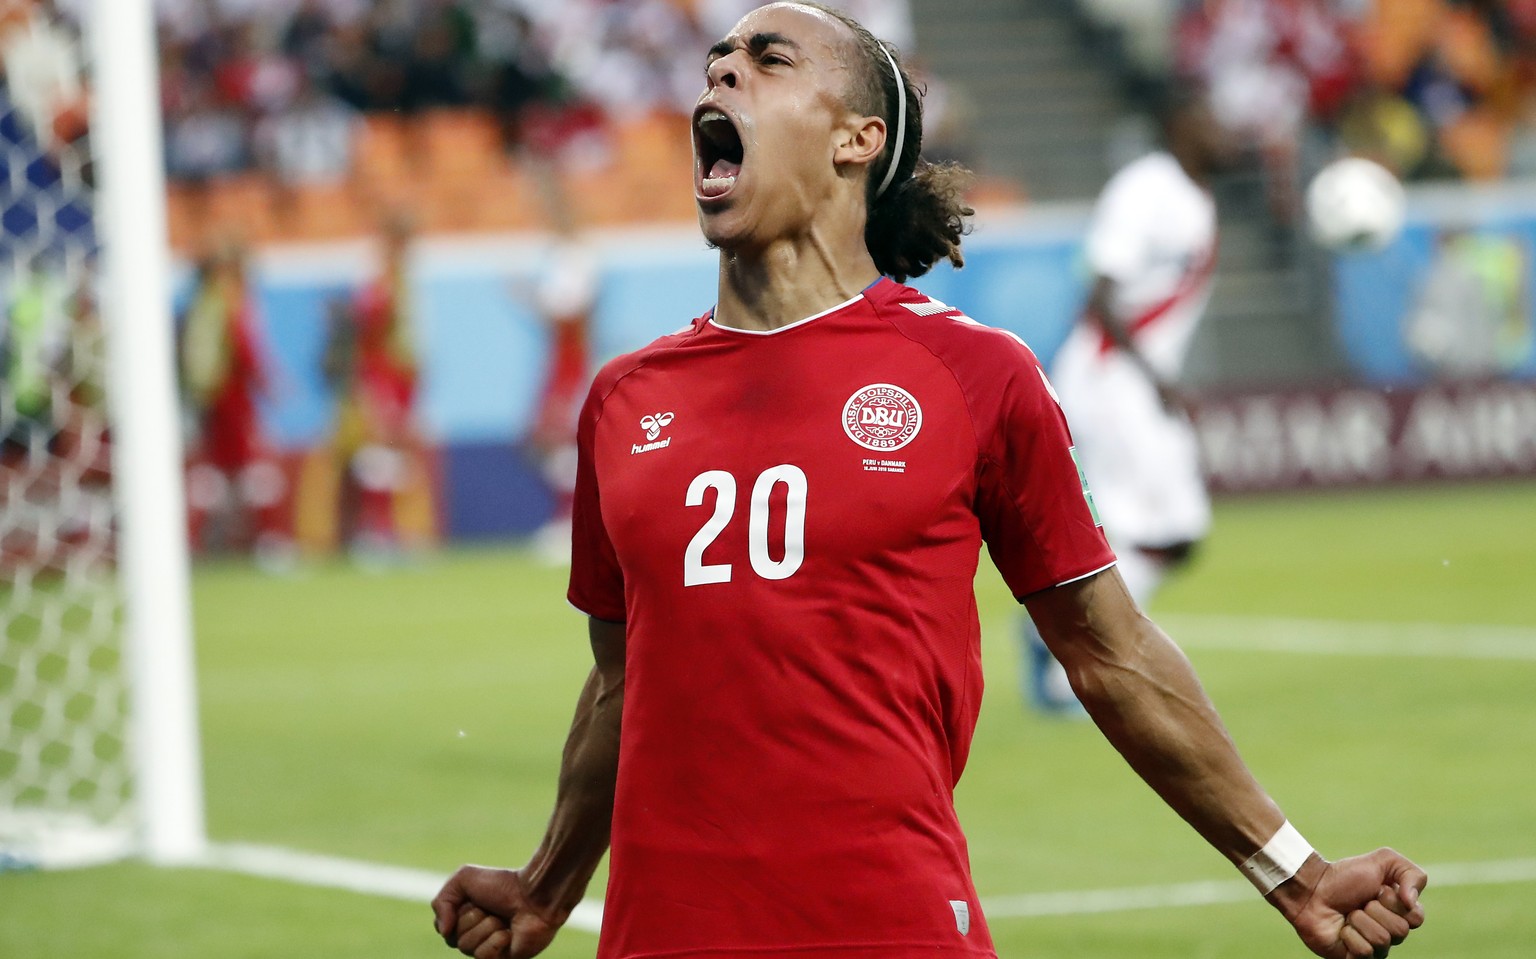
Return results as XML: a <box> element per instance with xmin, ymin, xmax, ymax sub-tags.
<box><xmin>843</xmin><ymin>383</ymin><xmax>923</xmax><ymax>452</ymax></box>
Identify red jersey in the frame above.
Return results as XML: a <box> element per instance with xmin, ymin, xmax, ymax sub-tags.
<box><xmin>568</xmin><ymin>278</ymin><xmax>1114</xmax><ymax>959</ymax></box>
<box><xmin>351</xmin><ymin>277</ymin><xmax>418</xmax><ymax>427</ymax></box>
<box><xmin>201</xmin><ymin>300</ymin><xmax>268</xmax><ymax>471</ymax></box>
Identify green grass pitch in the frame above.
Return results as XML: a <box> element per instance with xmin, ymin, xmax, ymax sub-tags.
<box><xmin>2</xmin><ymin>481</ymin><xmax>1533</xmax><ymax>958</ymax></box>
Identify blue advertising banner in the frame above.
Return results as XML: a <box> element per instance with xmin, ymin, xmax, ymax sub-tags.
<box><xmin>1334</xmin><ymin>184</ymin><xmax>1536</xmax><ymax>385</ymax></box>
<box><xmin>224</xmin><ymin>209</ymin><xmax>1094</xmax><ymax>537</ymax></box>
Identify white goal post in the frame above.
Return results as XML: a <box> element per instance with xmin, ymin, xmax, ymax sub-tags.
<box><xmin>0</xmin><ymin>0</ymin><xmax>204</xmax><ymax>869</ymax></box>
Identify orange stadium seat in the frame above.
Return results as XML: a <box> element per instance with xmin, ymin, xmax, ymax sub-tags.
<box><xmin>288</xmin><ymin>181</ymin><xmax>369</xmax><ymax>240</ymax></box>
<box><xmin>204</xmin><ymin>174</ymin><xmax>280</xmax><ymax>246</ymax></box>
<box><xmin>167</xmin><ymin>108</ymin><xmax>884</xmax><ymax>246</ymax></box>
<box><xmin>1442</xmin><ymin>108</ymin><xmax>1510</xmax><ymax>179</ymax></box>
<box><xmin>1363</xmin><ymin>0</ymin><xmax>1443</xmax><ymax>88</ymax></box>
<box><xmin>582</xmin><ymin>113</ymin><xmax>696</xmax><ymax>224</ymax></box>
<box><xmin>421</xmin><ymin>109</ymin><xmax>503</xmax><ymax>177</ymax></box>
<box><xmin>354</xmin><ymin>113</ymin><xmax>415</xmax><ymax>181</ymax></box>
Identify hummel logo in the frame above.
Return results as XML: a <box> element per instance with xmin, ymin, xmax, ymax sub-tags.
<box><xmin>633</xmin><ymin>412</ymin><xmax>676</xmax><ymax>455</ymax></box>
<box><xmin>640</xmin><ymin>412</ymin><xmax>675</xmax><ymax>441</ymax></box>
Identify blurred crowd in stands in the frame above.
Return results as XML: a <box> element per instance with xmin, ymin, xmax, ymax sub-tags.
<box><xmin>1091</xmin><ymin>0</ymin><xmax>1536</xmax><ymax>184</ymax></box>
<box><xmin>152</xmin><ymin>0</ymin><xmax>916</xmax><ymax>189</ymax></box>
<box><xmin>16</xmin><ymin>0</ymin><xmax>1536</xmax><ymax>237</ymax></box>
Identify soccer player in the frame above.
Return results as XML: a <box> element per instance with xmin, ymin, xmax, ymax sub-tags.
<box><xmin>293</xmin><ymin>211</ymin><xmax>437</xmax><ymax>560</ymax></box>
<box><xmin>525</xmin><ymin>220</ymin><xmax>598</xmax><ymax>564</ymax></box>
<box><xmin>1023</xmin><ymin>91</ymin><xmax>1223</xmax><ymax>715</ymax></box>
<box><xmin>178</xmin><ymin>239</ymin><xmax>291</xmax><ymax>566</ymax></box>
<box><xmin>432</xmin><ymin>5</ymin><xmax>1427</xmax><ymax>959</ymax></box>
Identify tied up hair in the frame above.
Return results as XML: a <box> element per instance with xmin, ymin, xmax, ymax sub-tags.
<box><xmin>798</xmin><ymin>2</ymin><xmax>973</xmax><ymax>281</ymax></box>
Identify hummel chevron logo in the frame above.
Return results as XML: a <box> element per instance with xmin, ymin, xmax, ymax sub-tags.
<box><xmin>641</xmin><ymin>412</ymin><xmax>674</xmax><ymax>440</ymax></box>
<box><xmin>633</xmin><ymin>412</ymin><xmax>675</xmax><ymax>455</ymax></box>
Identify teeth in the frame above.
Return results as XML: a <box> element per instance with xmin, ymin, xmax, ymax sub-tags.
<box><xmin>701</xmin><ymin>174</ymin><xmax>737</xmax><ymax>197</ymax></box>
<box><xmin>699</xmin><ymin>110</ymin><xmax>727</xmax><ymax>125</ymax></box>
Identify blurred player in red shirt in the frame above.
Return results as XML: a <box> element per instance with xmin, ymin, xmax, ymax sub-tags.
<box><xmin>526</xmin><ymin>220</ymin><xmax>598</xmax><ymax>563</ymax></box>
<box><xmin>296</xmin><ymin>211</ymin><xmax>437</xmax><ymax>560</ymax></box>
<box><xmin>433</xmin><ymin>5</ymin><xmax>1427</xmax><ymax>959</ymax></box>
<box><xmin>179</xmin><ymin>238</ymin><xmax>290</xmax><ymax>566</ymax></box>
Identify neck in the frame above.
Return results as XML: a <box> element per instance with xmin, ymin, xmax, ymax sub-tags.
<box><xmin>1170</xmin><ymin>144</ymin><xmax>1208</xmax><ymax>185</ymax></box>
<box><xmin>713</xmin><ymin>224</ymin><xmax>881</xmax><ymax>332</ymax></box>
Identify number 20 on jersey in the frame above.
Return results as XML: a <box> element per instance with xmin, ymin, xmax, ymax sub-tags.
<box><xmin>684</xmin><ymin>465</ymin><xmax>807</xmax><ymax>586</ymax></box>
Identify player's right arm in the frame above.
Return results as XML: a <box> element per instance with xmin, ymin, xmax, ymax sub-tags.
<box><xmin>432</xmin><ymin>616</ymin><xmax>625</xmax><ymax>959</ymax></box>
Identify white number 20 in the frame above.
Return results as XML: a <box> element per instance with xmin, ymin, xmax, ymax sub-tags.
<box><xmin>684</xmin><ymin>465</ymin><xmax>807</xmax><ymax>587</ymax></box>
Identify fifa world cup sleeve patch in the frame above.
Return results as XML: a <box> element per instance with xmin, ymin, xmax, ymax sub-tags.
<box><xmin>1069</xmin><ymin>446</ymin><xmax>1103</xmax><ymax>527</ymax></box>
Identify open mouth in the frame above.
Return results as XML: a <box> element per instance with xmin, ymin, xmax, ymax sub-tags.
<box><xmin>695</xmin><ymin>108</ymin><xmax>745</xmax><ymax>199</ymax></box>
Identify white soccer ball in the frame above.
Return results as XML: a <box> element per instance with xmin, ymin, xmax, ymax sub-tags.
<box><xmin>1305</xmin><ymin>157</ymin><xmax>1406</xmax><ymax>252</ymax></box>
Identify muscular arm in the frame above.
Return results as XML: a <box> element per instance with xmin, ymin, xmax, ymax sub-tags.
<box><xmin>432</xmin><ymin>617</ymin><xmax>625</xmax><ymax>958</ymax></box>
<box><xmin>1025</xmin><ymin>570</ymin><xmax>1426</xmax><ymax>957</ymax></box>
<box><xmin>1026</xmin><ymin>568</ymin><xmax>1283</xmax><ymax>867</ymax></box>
<box><xmin>523</xmin><ymin>616</ymin><xmax>625</xmax><ymax>913</ymax></box>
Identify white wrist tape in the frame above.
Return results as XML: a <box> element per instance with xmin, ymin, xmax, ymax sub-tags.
<box><xmin>1239</xmin><ymin>821</ymin><xmax>1315</xmax><ymax>895</ymax></box>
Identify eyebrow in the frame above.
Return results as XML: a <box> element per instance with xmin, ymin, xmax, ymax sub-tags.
<box><xmin>706</xmin><ymin>32</ymin><xmax>802</xmax><ymax>63</ymax></box>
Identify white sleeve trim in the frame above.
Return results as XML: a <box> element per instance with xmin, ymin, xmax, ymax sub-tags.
<box><xmin>1052</xmin><ymin>559</ymin><xmax>1118</xmax><ymax>590</ymax></box>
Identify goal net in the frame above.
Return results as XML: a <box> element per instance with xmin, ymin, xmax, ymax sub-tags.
<box><xmin>1</xmin><ymin>0</ymin><xmax>202</xmax><ymax>870</ymax></box>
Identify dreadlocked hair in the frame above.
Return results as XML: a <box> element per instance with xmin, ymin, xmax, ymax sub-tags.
<box><xmin>796</xmin><ymin>2</ymin><xmax>973</xmax><ymax>282</ymax></box>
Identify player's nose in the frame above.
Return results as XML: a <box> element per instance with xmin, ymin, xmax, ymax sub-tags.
<box><xmin>706</xmin><ymin>53</ymin><xmax>742</xmax><ymax>90</ymax></box>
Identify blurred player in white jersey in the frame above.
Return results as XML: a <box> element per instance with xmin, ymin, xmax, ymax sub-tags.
<box><xmin>1026</xmin><ymin>91</ymin><xmax>1226</xmax><ymax>714</ymax></box>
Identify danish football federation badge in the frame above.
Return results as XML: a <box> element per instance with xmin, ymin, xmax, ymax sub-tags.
<box><xmin>842</xmin><ymin>384</ymin><xmax>922</xmax><ymax>452</ymax></box>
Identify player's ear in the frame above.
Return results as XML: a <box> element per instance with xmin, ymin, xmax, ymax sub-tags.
<box><xmin>833</xmin><ymin>114</ymin><xmax>887</xmax><ymax>172</ymax></box>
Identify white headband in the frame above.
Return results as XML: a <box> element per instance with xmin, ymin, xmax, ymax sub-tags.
<box><xmin>874</xmin><ymin>43</ymin><xmax>907</xmax><ymax>199</ymax></box>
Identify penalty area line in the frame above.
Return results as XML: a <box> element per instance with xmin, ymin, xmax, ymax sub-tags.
<box><xmin>199</xmin><ymin>843</ymin><xmax>1536</xmax><ymax>928</ymax></box>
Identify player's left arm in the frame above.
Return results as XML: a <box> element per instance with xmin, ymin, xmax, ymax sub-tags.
<box><xmin>1024</xmin><ymin>570</ymin><xmax>1427</xmax><ymax>958</ymax></box>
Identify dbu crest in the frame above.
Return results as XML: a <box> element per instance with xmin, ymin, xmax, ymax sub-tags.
<box><xmin>842</xmin><ymin>384</ymin><xmax>922</xmax><ymax>451</ymax></box>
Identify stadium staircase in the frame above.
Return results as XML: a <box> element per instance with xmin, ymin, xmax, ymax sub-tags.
<box><xmin>908</xmin><ymin>0</ymin><xmax>1344</xmax><ymax>387</ymax></box>
<box><xmin>908</xmin><ymin>0</ymin><xmax>1124</xmax><ymax>200</ymax></box>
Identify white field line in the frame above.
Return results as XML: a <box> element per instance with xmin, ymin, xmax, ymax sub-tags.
<box><xmin>202</xmin><ymin>843</ymin><xmax>1536</xmax><ymax>930</ymax></box>
<box><xmin>199</xmin><ymin>842</ymin><xmax>606</xmax><ymax>932</ymax></box>
<box><xmin>1157</xmin><ymin>614</ymin><xmax>1536</xmax><ymax>661</ymax></box>
<box><xmin>981</xmin><ymin>857</ymin><xmax>1536</xmax><ymax>919</ymax></box>
<box><xmin>198</xmin><ymin>620</ymin><xmax>1530</xmax><ymax>929</ymax></box>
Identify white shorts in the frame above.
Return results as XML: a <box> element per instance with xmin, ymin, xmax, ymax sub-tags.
<box><xmin>1051</xmin><ymin>342</ymin><xmax>1210</xmax><ymax>550</ymax></box>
